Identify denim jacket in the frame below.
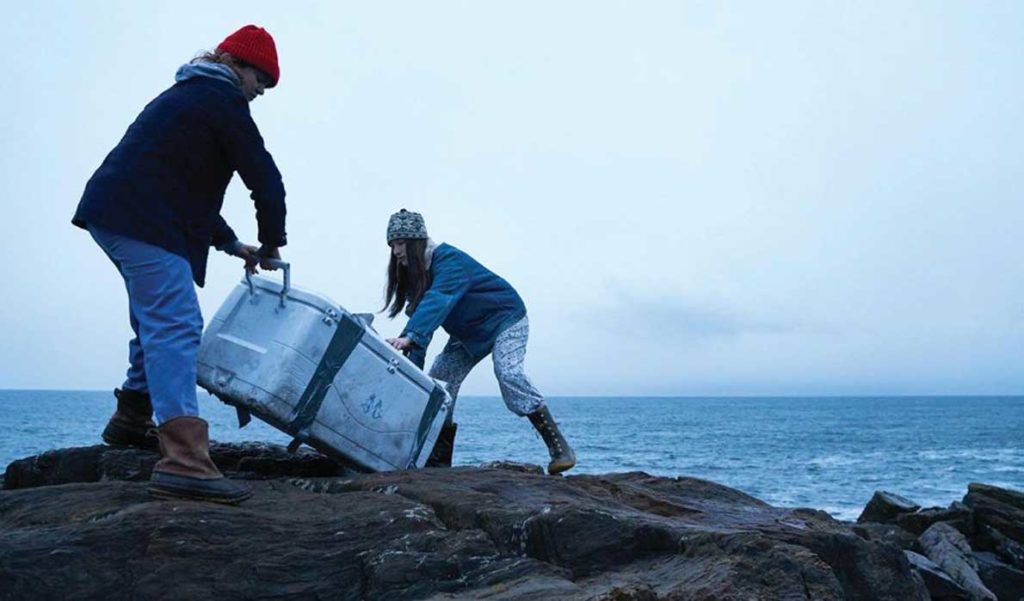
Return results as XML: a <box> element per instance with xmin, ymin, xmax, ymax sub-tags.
<box><xmin>402</xmin><ymin>244</ymin><xmax>526</xmax><ymax>367</ymax></box>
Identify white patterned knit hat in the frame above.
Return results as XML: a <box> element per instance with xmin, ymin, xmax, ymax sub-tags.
<box><xmin>386</xmin><ymin>209</ymin><xmax>429</xmax><ymax>244</ymax></box>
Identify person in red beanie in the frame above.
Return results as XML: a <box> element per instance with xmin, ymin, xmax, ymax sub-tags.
<box><xmin>72</xmin><ymin>25</ymin><xmax>289</xmax><ymax>505</ymax></box>
<box><xmin>199</xmin><ymin>24</ymin><xmax>281</xmax><ymax>101</ymax></box>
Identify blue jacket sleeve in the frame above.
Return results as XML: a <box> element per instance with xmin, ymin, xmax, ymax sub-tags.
<box><xmin>217</xmin><ymin>101</ymin><xmax>287</xmax><ymax>247</ymax></box>
<box><xmin>405</xmin><ymin>347</ymin><xmax>426</xmax><ymax>370</ymax></box>
<box><xmin>401</xmin><ymin>252</ymin><xmax>470</xmax><ymax>351</ymax></box>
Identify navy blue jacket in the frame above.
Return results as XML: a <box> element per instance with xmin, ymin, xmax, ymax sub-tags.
<box><xmin>72</xmin><ymin>76</ymin><xmax>286</xmax><ymax>286</ymax></box>
<box><xmin>402</xmin><ymin>244</ymin><xmax>527</xmax><ymax>366</ymax></box>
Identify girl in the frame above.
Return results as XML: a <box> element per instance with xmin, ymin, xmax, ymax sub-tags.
<box><xmin>72</xmin><ymin>25</ymin><xmax>288</xmax><ymax>504</ymax></box>
<box><xmin>383</xmin><ymin>210</ymin><xmax>576</xmax><ymax>474</ymax></box>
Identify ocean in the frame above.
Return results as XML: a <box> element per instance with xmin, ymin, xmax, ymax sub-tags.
<box><xmin>2</xmin><ymin>391</ymin><xmax>1021</xmax><ymax>521</ymax></box>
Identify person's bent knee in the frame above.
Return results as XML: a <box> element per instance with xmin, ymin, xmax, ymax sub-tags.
<box><xmin>146</xmin><ymin>320</ymin><xmax>202</xmax><ymax>347</ymax></box>
<box><xmin>505</xmin><ymin>398</ymin><xmax>543</xmax><ymax>417</ymax></box>
<box><xmin>495</xmin><ymin>368</ymin><xmax>527</xmax><ymax>388</ymax></box>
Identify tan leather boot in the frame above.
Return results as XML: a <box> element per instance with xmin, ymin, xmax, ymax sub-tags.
<box><xmin>148</xmin><ymin>416</ymin><xmax>252</xmax><ymax>504</ymax></box>
<box><xmin>527</xmin><ymin>406</ymin><xmax>576</xmax><ymax>475</ymax></box>
<box><xmin>102</xmin><ymin>388</ymin><xmax>160</xmax><ymax>451</ymax></box>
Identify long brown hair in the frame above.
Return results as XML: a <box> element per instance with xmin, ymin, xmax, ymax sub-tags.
<box><xmin>384</xmin><ymin>239</ymin><xmax>430</xmax><ymax>318</ymax></box>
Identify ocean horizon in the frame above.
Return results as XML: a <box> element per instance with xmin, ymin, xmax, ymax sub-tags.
<box><xmin>2</xmin><ymin>390</ymin><xmax>1021</xmax><ymax>521</ymax></box>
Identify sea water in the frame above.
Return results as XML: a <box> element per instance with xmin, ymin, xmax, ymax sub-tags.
<box><xmin>2</xmin><ymin>391</ymin><xmax>1021</xmax><ymax>521</ymax></box>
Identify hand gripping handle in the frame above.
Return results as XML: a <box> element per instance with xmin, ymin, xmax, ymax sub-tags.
<box><xmin>244</xmin><ymin>259</ymin><xmax>291</xmax><ymax>307</ymax></box>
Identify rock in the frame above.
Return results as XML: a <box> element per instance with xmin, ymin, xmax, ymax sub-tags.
<box><xmin>920</xmin><ymin>522</ymin><xmax>997</xmax><ymax>601</ymax></box>
<box><xmin>904</xmin><ymin>550</ymin><xmax>970</xmax><ymax>600</ymax></box>
<box><xmin>858</xmin><ymin>490</ymin><xmax>921</xmax><ymax>524</ymax></box>
<box><xmin>897</xmin><ymin>502</ymin><xmax>974</xmax><ymax>537</ymax></box>
<box><xmin>964</xmin><ymin>483</ymin><xmax>1024</xmax><ymax>546</ymax></box>
<box><xmin>2</xmin><ymin>445</ymin><xmax>106</xmax><ymax>489</ymax></box>
<box><xmin>974</xmin><ymin>524</ymin><xmax>1024</xmax><ymax>571</ymax></box>
<box><xmin>0</xmin><ymin>447</ymin><xmax>931</xmax><ymax>600</ymax></box>
<box><xmin>967</xmin><ymin>483</ymin><xmax>1024</xmax><ymax>512</ymax></box>
<box><xmin>3</xmin><ymin>442</ymin><xmax>349</xmax><ymax>490</ymax></box>
<box><xmin>853</xmin><ymin>522</ymin><xmax>922</xmax><ymax>552</ymax></box>
<box><xmin>974</xmin><ymin>551</ymin><xmax>1024</xmax><ymax>601</ymax></box>
<box><xmin>478</xmin><ymin>461</ymin><xmax>545</xmax><ymax>475</ymax></box>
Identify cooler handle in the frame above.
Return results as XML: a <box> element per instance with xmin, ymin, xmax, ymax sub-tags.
<box><xmin>244</xmin><ymin>259</ymin><xmax>291</xmax><ymax>307</ymax></box>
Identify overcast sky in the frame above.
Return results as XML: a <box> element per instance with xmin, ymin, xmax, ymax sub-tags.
<box><xmin>2</xmin><ymin>1</ymin><xmax>1021</xmax><ymax>396</ymax></box>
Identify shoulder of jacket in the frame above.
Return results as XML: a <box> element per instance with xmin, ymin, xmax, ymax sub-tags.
<box><xmin>434</xmin><ymin>244</ymin><xmax>473</xmax><ymax>268</ymax></box>
<box><xmin>437</xmin><ymin>243</ymin><xmax>469</xmax><ymax>258</ymax></box>
<box><xmin>177</xmin><ymin>78</ymin><xmax>248</xmax><ymax>113</ymax></box>
<box><xmin>431</xmin><ymin>245</ymin><xmax>473</xmax><ymax>279</ymax></box>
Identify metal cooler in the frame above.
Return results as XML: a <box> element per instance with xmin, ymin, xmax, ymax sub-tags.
<box><xmin>196</xmin><ymin>264</ymin><xmax>451</xmax><ymax>472</ymax></box>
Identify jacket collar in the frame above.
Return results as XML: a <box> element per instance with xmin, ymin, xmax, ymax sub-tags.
<box><xmin>425</xmin><ymin>238</ymin><xmax>438</xmax><ymax>270</ymax></box>
<box><xmin>174</xmin><ymin>61</ymin><xmax>242</xmax><ymax>92</ymax></box>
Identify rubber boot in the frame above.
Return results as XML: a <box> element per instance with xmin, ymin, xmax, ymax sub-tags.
<box><xmin>425</xmin><ymin>422</ymin><xmax>458</xmax><ymax>467</ymax></box>
<box><xmin>148</xmin><ymin>416</ymin><xmax>252</xmax><ymax>505</ymax></box>
<box><xmin>527</xmin><ymin>406</ymin><xmax>576</xmax><ymax>475</ymax></box>
<box><xmin>102</xmin><ymin>388</ymin><xmax>160</xmax><ymax>451</ymax></box>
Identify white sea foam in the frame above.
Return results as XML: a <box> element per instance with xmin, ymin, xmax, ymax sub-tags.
<box><xmin>808</xmin><ymin>455</ymin><xmax>861</xmax><ymax>468</ymax></box>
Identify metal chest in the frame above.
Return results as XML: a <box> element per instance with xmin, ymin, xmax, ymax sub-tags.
<box><xmin>196</xmin><ymin>269</ymin><xmax>451</xmax><ymax>471</ymax></box>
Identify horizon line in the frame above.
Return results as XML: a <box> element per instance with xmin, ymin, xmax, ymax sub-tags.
<box><xmin>1</xmin><ymin>388</ymin><xmax>1022</xmax><ymax>399</ymax></box>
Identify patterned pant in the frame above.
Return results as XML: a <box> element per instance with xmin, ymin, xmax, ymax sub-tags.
<box><xmin>428</xmin><ymin>316</ymin><xmax>545</xmax><ymax>420</ymax></box>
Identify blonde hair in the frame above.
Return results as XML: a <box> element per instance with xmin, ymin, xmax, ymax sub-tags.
<box><xmin>195</xmin><ymin>50</ymin><xmax>254</xmax><ymax>82</ymax></box>
<box><xmin>193</xmin><ymin>49</ymin><xmax>241</xmax><ymax>68</ymax></box>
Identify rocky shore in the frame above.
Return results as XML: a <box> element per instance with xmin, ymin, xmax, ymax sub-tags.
<box><xmin>1</xmin><ymin>443</ymin><xmax>1021</xmax><ymax>600</ymax></box>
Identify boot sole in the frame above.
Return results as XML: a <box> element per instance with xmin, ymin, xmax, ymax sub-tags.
<box><xmin>148</xmin><ymin>472</ymin><xmax>252</xmax><ymax>505</ymax></box>
<box><xmin>548</xmin><ymin>460</ymin><xmax>576</xmax><ymax>475</ymax></box>
<box><xmin>148</xmin><ymin>486</ymin><xmax>252</xmax><ymax>505</ymax></box>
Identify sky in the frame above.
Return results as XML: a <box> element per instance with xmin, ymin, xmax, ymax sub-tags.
<box><xmin>1</xmin><ymin>1</ymin><xmax>1022</xmax><ymax>396</ymax></box>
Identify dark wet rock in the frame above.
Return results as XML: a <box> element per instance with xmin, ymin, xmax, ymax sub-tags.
<box><xmin>858</xmin><ymin>490</ymin><xmax>921</xmax><ymax>524</ymax></box>
<box><xmin>97</xmin><ymin>447</ymin><xmax>161</xmax><ymax>481</ymax></box>
<box><xmin>2</xmin><ymin>445</ymin><xmax>107</xmax><ymax>489</ymax></box>
<box><xmin>920</xmin><ymin>522</ymin><xmax>997</xmax><ymax>601</ymax></box>
<box><xmin>479</xmin><ymin>461</ymin><xmax>545</xmax><ymax>475</ymax></box>
<box><xmin>1</xmin><ymin>447</ymin><xmax>931</xmax><ymax>600</ymax></box>
<box><xmin>853</xmin><ymin>522</ymin><xmax>922</xmax><ymax>552</ymax></box>
<box><xmin>905</xmin><ymin>550</ymin><xmax>970</xmax><ymax>600</ymax></box>
<box><xmin>897</xmin><ymin>502</ymin><xmax>974</xmax><ymax>537</ymax></box>
<box><xmin>967</xmin><ymin>483</ymin><xmax>1024</xmax><ymax>511</ymax></box>
<box><xmin>973</xmin><ymin>524</ymin><xmax>1024</xmax><ymax>573</ymax></box>
<box><xmin>964</xmin><ymin>483</ymin><xmax>1024</xmax><ymax>546</ymax></box>
<box><xmin>974</xmin><ymin>551</ymin><xmax>1024</xmax><ymax>601</ymax></box>
<box><xmin>2</xmin><ymin>442</ymin><xmax>349</xmax><ymax>490</ymax></box>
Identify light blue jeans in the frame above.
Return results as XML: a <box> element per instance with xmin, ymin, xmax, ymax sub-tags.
<box><xmin>89</xmin><ymin>226</ymin><xmax>202</xmax><ymax>424</ymax></box>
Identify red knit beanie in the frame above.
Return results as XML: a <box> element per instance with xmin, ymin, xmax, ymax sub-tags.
<box><xmin>217</xmin><ymin>25</ymin><xmax>280</xmax><ymax>87</ymax></box>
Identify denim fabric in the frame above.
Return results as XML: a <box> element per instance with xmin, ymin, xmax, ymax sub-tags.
<box><xmin>401</xmin><ymin>244</ymin><xmax>526</xmax><ymax>361</ymax></box>
<box><xmin>89</xmin><ymin>226</ymin><xmax>202</xmax><ymax>424</ymax></box>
